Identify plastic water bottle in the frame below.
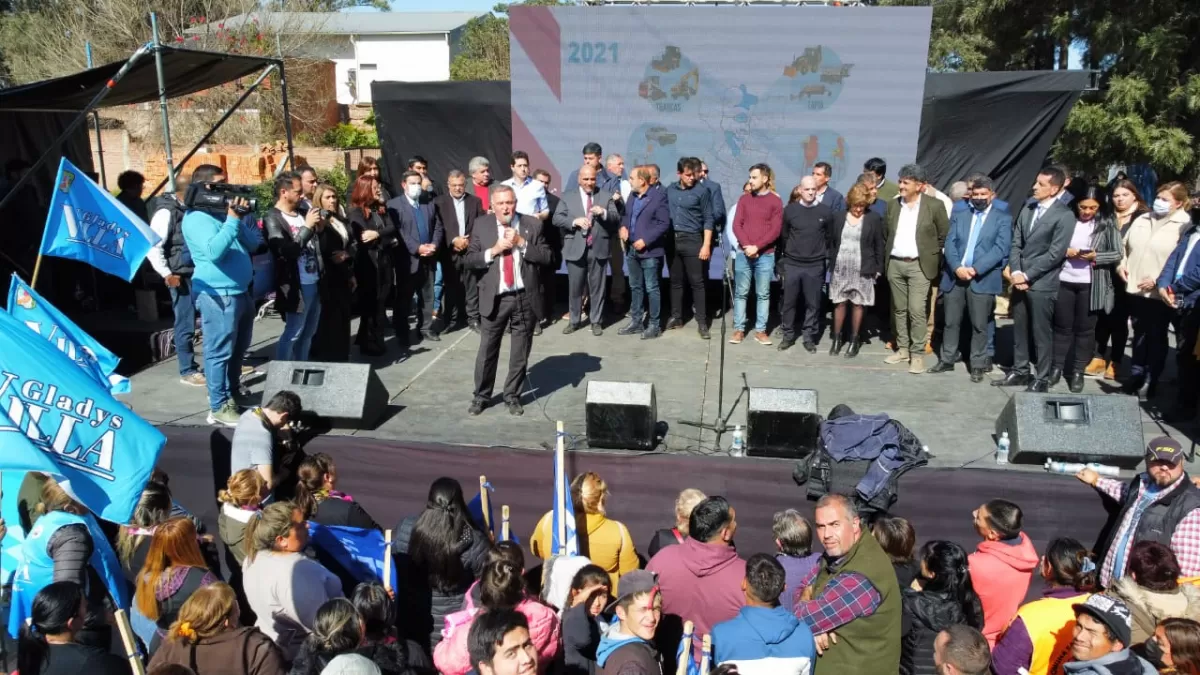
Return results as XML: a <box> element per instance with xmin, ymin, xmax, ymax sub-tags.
<box><xmin>996</xmin><ymin>432</ymin><xmax>1010</xmax><ymax>465</ymax></box>
<box><xmin>1045</xmin><ymin>459</ymin><xmax>1121</xmax><ymax>477</ymax></box>
<box><xmin>730</xmin><ymin>425</ymin><xmax>745</xmax><ymax>458</ymax></box>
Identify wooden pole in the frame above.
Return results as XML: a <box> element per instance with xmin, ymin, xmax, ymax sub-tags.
<box><xmin>700</xmin><ymin>634</ymin><xmax>712</xmax><ymax>673</ymax></box>
<box><xmin>30</xmin><ymin>254</ymin><xmax>44</xmax><ymax>289</ymax></box>
<box><xmin>479</xmin><ymin>475</ymin><xmax>492</xmax><ymax>534</ymax></box>
<box><xmin>114</xmin><ymin>609</ymin><xmax>146</xmax><ymax>675</ymax></box>
<box><xmin>555</xmin><ymin>420</ymin><xmax>567</xmax><ymax>549</ymax></box>
<box><xmin>383</xmin><ymin>529</ymin><xmax>393</xmax><ymax>592</ymax></box>
<box><xmin>501</xmin><ymin>505</ymin><xmax>510</xmax><ymax>541</ymax></box>
<box><xmin>675</xmin><ymin>620</ymin><xmax>694</xmax><ymax>675</ymax></box>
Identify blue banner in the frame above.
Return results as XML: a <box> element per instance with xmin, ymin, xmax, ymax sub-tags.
<box><xmin>38</xmin><ymin>157</ymin><xmax>160</xmax><ymax>281</ymax></box>
<box><xmin>552</xmin><ymin>439</ymin><xmax>579</xmax><ymax>556</ymax></box>
<box><xmin>307</xmin><ymin>522</ymin><xmax>397</xmax><ymax>590</ymax></box>
<box><xmin>7</xmin><ymin>274</ymin><xmax>130</xmax><ymax>394</ymax></box>
<box><xmin>0</xmin><ymin>309</ymin><xmax>165</xmax><ymax>524</ymax></box>
<box><xmin>0</xmin><ymin>471</ymin><xmax>28</xmax><ymax>585</ymax></box>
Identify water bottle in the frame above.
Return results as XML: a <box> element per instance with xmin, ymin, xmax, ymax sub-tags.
<box><xmin>1045</xmin><ymin>459</ymin><xmax>1120</xmax><ymax>477</ymax></box>
<box><xmin>730</xmin><ymin>425</ymin><xmax>745</xmax><ymax>458</ymax></box>
<box><xmin>996</xmin><ymin>431</ymin><xmax>1010</xmax><ymax>465</ymax></box>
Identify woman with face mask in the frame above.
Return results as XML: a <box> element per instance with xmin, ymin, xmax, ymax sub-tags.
<box><xmin>1148</xmin><ymin>617</ymin><xmax>1200</xmax><ymax>673</ymax></box>
<box><xmin>1117</xmin><ymin>181</ymin><xmax>1193</xmax><ymax>398</ymax></box>
<box><xmin>1049</xmin><ymin>186</ymin><xmax>1123</xmax><ymax>392</ymax></box>
<box><xmin>1087</xmin><ymin>180</ymin><xmax>1149</xmax><ymax>381</ymax></box>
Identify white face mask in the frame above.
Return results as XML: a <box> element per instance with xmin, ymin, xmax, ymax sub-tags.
<box><xmin>406</xmin><ymin>184</ymin><xmax>423</xmax><ymax>200</ymax></box>
<box><xmin>1153</xmin><ymin>198</ymin><xmax>1172</xmax><ymax>216</ymax></box>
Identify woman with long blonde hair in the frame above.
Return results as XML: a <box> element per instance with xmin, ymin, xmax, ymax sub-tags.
<box><xmin>148</xmin><ymin>582</ymin><xmax>286</xmax><ymax>675</ymax></box>
<box><xmin>529</xmin><ymin>471</ymin><xmax>638</xmax><ymax>588</ymax></box>
<box><xmin>311</xmin><ymin>183</ymin><xmax>358</xmax><ymax>362</ymax></box>
<box><xmin>134</xmin><ymin>517</ymin><xmax>219</xmax><ymax>654</ymax></box>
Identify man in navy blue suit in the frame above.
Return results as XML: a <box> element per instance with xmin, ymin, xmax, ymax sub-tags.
<box><xmin>951</xmin><ymin>173</ymin><xmax>1010</xmax><ymax>215</ymax></box>
<box><xmin>927</xmin><ymin>176</ymin><xmax>1012</xmax><ymax>382</ymax></box>
<box><xmin>387</xmin><ymin>170</ymin><xmax>444</xmax><ymax>344</ymax></box>
<box><xmin>814</xmin><ymin>161</ymin><xmax>846</xmax><ymax>214</ymax></box>
<box><xmin>618</xmin><ymin>165</ymin><xmax>672</xmax><ymax>339</ymax></box>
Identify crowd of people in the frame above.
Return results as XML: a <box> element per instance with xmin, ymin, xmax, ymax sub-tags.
<box><xmin>8</xmin><ymin>432</ymin><xmax>1200</xmax><ymax>674</ymax></box>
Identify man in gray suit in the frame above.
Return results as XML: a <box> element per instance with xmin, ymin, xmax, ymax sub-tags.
<box><xmin>554</xmin><ymin>164</ymin><xmax>620</xmax><ymax>336</ymax></box>
<box><xmin>993</xmin><ymin>166</ymin><xmax>1075</xmax><ymax>392</ymax></box>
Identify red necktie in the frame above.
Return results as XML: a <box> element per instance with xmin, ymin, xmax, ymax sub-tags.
<box><xmin>502</xmin><ymin>227</ymin><xmax>515</xmax><ymax>289</ymax></box>
<box><xmin>585</xmin><ymin>192</ymin><xmax>594</xmax><ymax>247</ymax></box>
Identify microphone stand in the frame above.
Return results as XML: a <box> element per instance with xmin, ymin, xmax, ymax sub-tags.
<box><xmin>679</xmin><ymin>246</ymin><xmax>751</xmax><ymax>452</ymax></box>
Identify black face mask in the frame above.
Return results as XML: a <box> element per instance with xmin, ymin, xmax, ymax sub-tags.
<box><xmin>1142</xmin><ymin>638</ymin><xmax>1166</xmax><ymax>668</ymax></box>
<box><xmin>970</xmin><ymin>198</ymin><xmax>990</xmax><ymax>212</ymax></box>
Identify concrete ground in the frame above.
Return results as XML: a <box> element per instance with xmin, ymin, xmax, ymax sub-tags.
<box><xmin>122</xmin><ymin>299</ymin><xmax>1195</xmax><ymax>474</ymax></box>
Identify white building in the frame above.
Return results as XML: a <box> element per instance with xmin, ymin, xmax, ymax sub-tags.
<box><xmin>189</xmin><ymin>11</ymin><xmax>483</xmax><ymax>104</ymax></box>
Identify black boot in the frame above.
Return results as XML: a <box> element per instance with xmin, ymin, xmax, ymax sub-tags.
<box><xmin>1048</xmin><ymin>368</ymin><xmax>1063</xmax><ymax>388</ymax></box>
<box><xmin>1068</xmin><ymin>372</ymin><xmax>1085</xmax><ymax>393</ymax></box>
<box><xmin>829</xmin><ymin>336</ymin><xmax>844</xmax><ymax>356</ymax></box>
<box><xmin>845</xmin><ymin>338</ymin><xmax>861</xmax><ymax>359</ymax></box>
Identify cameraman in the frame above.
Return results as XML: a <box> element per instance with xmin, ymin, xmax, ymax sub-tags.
<box><xmin>181</xmin><ymin>169</ymin><xmax>264</xmax><ymax>427</ymax></box>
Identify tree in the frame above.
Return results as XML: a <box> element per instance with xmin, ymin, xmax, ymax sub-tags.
<box><xmin>450</xmin><ymin>0</ymin><xmax>570</xmax><ymax>82</ymax></box>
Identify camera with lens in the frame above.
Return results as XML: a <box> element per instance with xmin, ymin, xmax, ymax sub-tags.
<box><xmin>184</xmin><ymin>182</ymin><xmax>257</xmax><ymax>217</ymax></box>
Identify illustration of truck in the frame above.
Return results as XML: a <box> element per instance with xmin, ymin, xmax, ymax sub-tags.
<box><xmin>645</xmin><ymin>127</ymin><xmax>677</xmax><ymax>146</ymax></box>
<box><xmin>651</xmin><ymin>46</ymin><xmax>682</xmax><ymax>73</ymax></box>
<box><xmin>670</xmin><ymin>69</ymin><xmax>699</xmax><ymax>100</ymax></box>
<box><xmin>820</xmin><ymin>63</ymin><xmax>854</xmax><ymax>84</ymax></box>
<box><xmin>638</xmin><ymin>76</ymin><xmax>666</xmax><ymax>101</ymax></box>
<box><xmin>783</xmin><ymin>46</ymin><xmax>823</xmax><ymax>78</ymax></box>
<box><xmin>790</xmin><ymin>84</ymin><xmax>830</xmax><ymax>100</ymax></box>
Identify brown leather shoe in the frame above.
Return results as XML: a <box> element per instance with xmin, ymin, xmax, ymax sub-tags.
<box><xmin>1083</xmin><ymin>358</ymin><xmax>1107</xmax><ymax>378</ymax></box>
<box><xmin>729</xmin><ymin>330</ymin><xmax>745</xmax><ymax>345</ymax></box>
<box><xmin>753</xmin><ymin>331</ymin><xmax>772</xmax><ymax>346</ymax></box>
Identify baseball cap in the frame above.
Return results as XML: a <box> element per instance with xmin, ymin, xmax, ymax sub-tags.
<box><xmin>605</xmin><ymin>569</ymin><xmax>659</xmax><ymax>613</ymax></box>
<box><xmin>1073</xmin><ymin>594</ymin><xmax>1133</xmax><ymax>647</ymax></box>
<box><xmin>1146</xmin><ymin>437</ymin><xmax>1185</xmax><ymax>464</ymax></box>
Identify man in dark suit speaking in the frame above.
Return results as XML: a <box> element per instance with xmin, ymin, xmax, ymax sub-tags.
<box><xmin>468</xmin><ymin>184</ymin><xmax>552</xmax><ymax>417</ymax></box>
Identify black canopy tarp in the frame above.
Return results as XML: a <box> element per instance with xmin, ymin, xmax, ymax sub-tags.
<box><xmin>0</xmin><ymin>46</ymin><xmax>279</xmax><ymax>112</ymax></box>
<box><xmin>920</xmin><ymin>70</ymin><xmax>1091</xmax><ymax>206</ymax></box>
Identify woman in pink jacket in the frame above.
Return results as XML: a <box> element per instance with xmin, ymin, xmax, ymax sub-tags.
<box><xmin>433</xmin><ymin>560</ymin><xmax>561</xmax><ymax>675</ymax></box>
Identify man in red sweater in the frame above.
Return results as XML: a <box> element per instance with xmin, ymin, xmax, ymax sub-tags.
<box><xmin>731</xmin><ymin>163</ymin><xmax>784</xmax><ymax>346</ymax></box>
<box><xmin>646</xmin><ymin>496</ymin><xmax>746</xmax><ymax>670</ymax></box>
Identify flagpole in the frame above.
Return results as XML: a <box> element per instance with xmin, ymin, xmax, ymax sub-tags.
<box><xmin>501</xmin><ymin>505</ymin><xmax>510</xmax><ymax>542</ymax></box>
<box><xmin>115</xmin><ymin>609</ymin><xmax>147</xmax><ymax>675</ymax></box>
<box><xmin>700</xmin><ymin>634</ymin><xmax>712</xmax><ymax>673</ymax></box>
<box><xmin>30</xmin><ymin>255</ymin><xmax>45</xmax><ymax>289</ymax></box>
<box><xmin>556</xmin><ymin>420</ymin><xmax>567</xmax><ymax>549</ymax></box>
<box><xmin>479</xmin><ymin>475</ymin><xmax>491</xmax><ymax>535</ymax></box>
<box><xmin>676</xmin><ymin>621</ymin><xmax>694</xmax><ymax>675</ymax></box>
<box><xmin>383</xmin><ymin>529</ymin><xmax>393</xmax><ymax>594</ymax></box>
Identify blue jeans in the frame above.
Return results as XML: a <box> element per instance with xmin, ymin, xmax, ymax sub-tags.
<box><xmin>277</xmin><ymin>283</ymin><xmax>322</xmax><ymax>361</ymax></box>
<box><xmin>196</xmin><ymin>291</ymin><xmax>254</xmax><ymax>411</ymax></box>
<box><xmin>433</xmin><ymin>260</ymin><xmax>444</xmax><ymax>312</ymax></box>
<box><xmin>734</xmin><ymin>251</ymin><xmax>775</xmax><ymax>333</ymax></box>
<box><xmin>169</xmin><ymin>277</ymin><xmax>198</xmax><ymax>376</ymax></box>
<box><xmin>627</xmin><ymin>255</ymin><xmax>662</xmax><ymax>327</ymax></box>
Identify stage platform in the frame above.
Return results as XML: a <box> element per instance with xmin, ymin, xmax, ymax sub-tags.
<box><xmin>122</xmin><ymin>308</ymin><xmax>1193</xmax><ymax>473</ymax></box>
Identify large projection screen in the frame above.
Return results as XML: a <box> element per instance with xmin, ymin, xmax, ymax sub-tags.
<box><xmin>511</xmin><ymin>5</ymin><xmax>932</xmax><ymax>207</ymax></box>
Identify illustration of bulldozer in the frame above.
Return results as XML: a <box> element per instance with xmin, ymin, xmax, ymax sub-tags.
<box><xmin>783</xmin><ymin>46</ymin><xmax>823</xmax><ymax>78</ymax></box>
<box><xmin>670</xmin><ymin>69</ymin><xmax>699</xmax><ymax>100</ymax></box>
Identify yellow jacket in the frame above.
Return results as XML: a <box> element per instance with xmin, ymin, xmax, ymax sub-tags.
<box><xmin>530</xmin><ymin>511</ymin><xmax>639</xmax><ymax>589</ymax></box>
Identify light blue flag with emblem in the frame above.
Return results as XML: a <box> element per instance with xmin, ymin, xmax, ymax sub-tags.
<box><xmin>38</xmin><ymin>157</ymin><xmax>159</xmax><ymax>281</ymax></box>
<box><xmin>0</xmin><ymin>471</ymin><xmax>28</xmax><ymax>585</ymax></box>
<box><xmin>551</xmin><ymin>436</ymin><xmax>578</xmax><ymax>556</ymax></box>
<box><xmin>0</xmin><ymin>309</ymin><xmax>164</xmax><ymax>524</ymax></box>
<box><xmin>7</xmin><ymin>274</ymin><xmax>130</xmax><ymax>394</ymax></box>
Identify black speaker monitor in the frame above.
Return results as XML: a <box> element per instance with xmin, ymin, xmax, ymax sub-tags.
<box><xmin>262</xmin><ymin>361</ymin><xmax>389</xmax><ymax>429</ymax></box>
<box><xmin>994</xmin><ymin>392</ymin><xmax>1144</xmax><ymax>467</ymax></box>
<box><xmin>585</xmin><ymin>381</ymin><xmax>657</xmax><ymax>451</ymax></box>
<box><xmin>747</xmin><ymin>388</ymin><xmax>821</xmax><ymax>459</ymax></box>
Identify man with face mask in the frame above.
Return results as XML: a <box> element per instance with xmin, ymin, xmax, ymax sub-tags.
<box><xmin>1077</xmin><ymin>437</ymin><xmax>1200</xmax><ymax>587</ymax></box>
<box><xmin>927</xmin><ymin>176</ymin><xmax>1013</xmax><ymax>382</ymax></box>
<box><xmin>386</xmin><ymin>170</ymin><xmax>443</xmax><ymax>344</ymax></box>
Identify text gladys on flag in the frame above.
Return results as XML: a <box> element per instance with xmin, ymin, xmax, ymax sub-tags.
<box><xmin>38</xmin><ymin>157</ymin><xmax>160</xmax><ymax>281</ymax></box>
<box><xmin>7</xmin><ymin>274</ymin><xmax>130</xmax><ymax>394</ymax></box>
<box><xmin>0</xmin><ymin>310</ymin><xmax>164</xmax><ymax>524</ymax></box>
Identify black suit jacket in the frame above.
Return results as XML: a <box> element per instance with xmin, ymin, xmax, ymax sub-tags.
<box><xmin>385</xmin><ymin>196</ymin><xmax>443</xmax><ymax>275</ymax></box>
<box><xmin>467</xmin><ymin>214</ymin><xmax>552</xmax><ymax>318</ymax></box>
<box><xmin>433</xmin><ymin>193</ymin><xmax>485</xmax><ymax>268</ymax></box>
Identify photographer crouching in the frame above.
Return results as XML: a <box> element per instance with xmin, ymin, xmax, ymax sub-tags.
<box><xmin>181</xmin><ymin>165</ymin><xmax>265</xmax><ymax>427</ymax></box>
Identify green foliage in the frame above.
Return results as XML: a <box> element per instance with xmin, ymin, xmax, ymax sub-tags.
<box><xmin>253</xmin><ymin>180</ymin><xmax>276</xmax><ymax>218</ymax></box>
<box><xmin>317</xmin><ymin>165</ymin><xmax>350</xmax><ymax>198</ymax></box>
<box><xmin>321</xmin><ymin>122</ymin><xmax>378</xmax><ymax>149</ymax></box>
<box><xmin>450</xmin><ymin>0</ymin><xmax>572</xmax><ymax>82</ymax></box>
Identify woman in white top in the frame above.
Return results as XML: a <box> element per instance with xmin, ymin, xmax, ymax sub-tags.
<box><xmin>241</xmin><ymin>500</ymin><xmax>342</xmax><ymax>662</ymax></box>
<box><xmin>1118</xmin><ymin>181</ymin><xmax>1193</xmax><ymax>397</ymax></box>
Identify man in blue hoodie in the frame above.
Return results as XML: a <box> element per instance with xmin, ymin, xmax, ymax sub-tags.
<box><xmin>597</xmin><ymin>570</ymin><xmax>664</xmax><ymax>675</ymax></box>
<box><xmin>712</xmin><ymin>553</ymin><xmax>816</xmax><ymax>675</ymax></box>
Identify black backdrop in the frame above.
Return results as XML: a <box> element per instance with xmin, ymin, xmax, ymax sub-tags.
<box><xmin>371</xmin><ymin>81</ymin><xmax>513</xmax><ymax>196</ymax></box>
<box><xmin>371</xmin><ymin>71</ymin><xmax>1089</xmax><ymax>207</ymax></box>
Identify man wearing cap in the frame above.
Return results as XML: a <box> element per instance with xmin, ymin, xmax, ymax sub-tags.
<box><xmin>1077</xmin><ymin>437</ymin><xmax>1200</xmax><ymax>587</ymax></box>
<box><xmin>1064</xmin><ymin>594</ymin><xmax>1155</xmax><ymax>674</ymax></box>
<box><xmin>595</xmin><ymin>570</ymin><xmax>664</xmax><ymax>675</ymax></box>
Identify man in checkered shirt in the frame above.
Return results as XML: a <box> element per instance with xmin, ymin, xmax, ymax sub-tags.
<box><xmin>1077</xmin><ymin>436</ymin><xmax>1200</xmax><ymax>587</ymax></box>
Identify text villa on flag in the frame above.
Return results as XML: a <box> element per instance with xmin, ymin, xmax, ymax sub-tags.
<box><xmin>38</xmin><ymin>157</ymin><xmax>160</xmax><ymax>282</ymax></box>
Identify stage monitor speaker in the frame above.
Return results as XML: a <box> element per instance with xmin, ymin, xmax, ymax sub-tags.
<box><xmin>994</xmin><ymin>392</ymin><xmax>1144</xmax><ymax>467</ymax></box>
<box><xmin>585</xmin><ymin>381</ymin><xmax>657</xmax><ymax>451</ymax></box>
<box><xmin>262</xmin><ymin>361</ymin><xmax>389</xmax><ymax>429</ymax></box>
<box><xmin>747</xmin><ymin>388</ymin><xmax>821</xmax><ymax>459</ymax></box>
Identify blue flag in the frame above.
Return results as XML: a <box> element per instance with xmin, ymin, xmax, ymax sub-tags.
<box><xmin>468</xmin><ymin>482</ymin><xmax>520</xmax><ymax>544</ymax></box>
<box><xmin>0</xmin><ymin>309</ymin><xmax>165</xmax><ymax>523</ymax></box>
<box><xmin>0</xmin><ymin>471</ymin><xmax>28</xmax><ymax>585</ymax></box>
<box><xmin>7</xmin><ymin>274</ymin><xmax>130</xmax><ymax>394</ymax></box>
<box><xmin>307</xmin><ymin>522</ymin><xmax>397</xmax><ymax>590</ymax></box>
<box><xmin>675</xmin><ymin>624</ymin><xmax>701</xmax><ymax>675</ymax></box>
<box><xmin>38</xmin><ymin>157</ymin><xmax>159</xmax><ymax>281</ymax></box>
<box><xmin>551</xmin><ymin>438</ymin><xmax>578</xmax><ymax>556</ymax></box>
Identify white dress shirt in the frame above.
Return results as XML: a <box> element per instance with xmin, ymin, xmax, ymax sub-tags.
<box><xmin>891</xmin><ymin>195</ymin><xmax>922</xmax><ymax>258</ymax></box>
<box><xmin>483</xmin><ymin>220</ymin><xmax>527</xmax><ymax>293</ymax></box>
<box><xmin>502</xmin><ymin>176</ymin><xmax>548</xmax><ymax>218</ymax></box>
<box><xmin>452</xmin><ymin>195</ymin><xmax>467</xmax><ymax>238</ymax></box>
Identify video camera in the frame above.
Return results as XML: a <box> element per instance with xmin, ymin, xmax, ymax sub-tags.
<box><xmin>183</xmin><ymin>182</ymin><xmax>257</xmax><ymax>218</ymax></box>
